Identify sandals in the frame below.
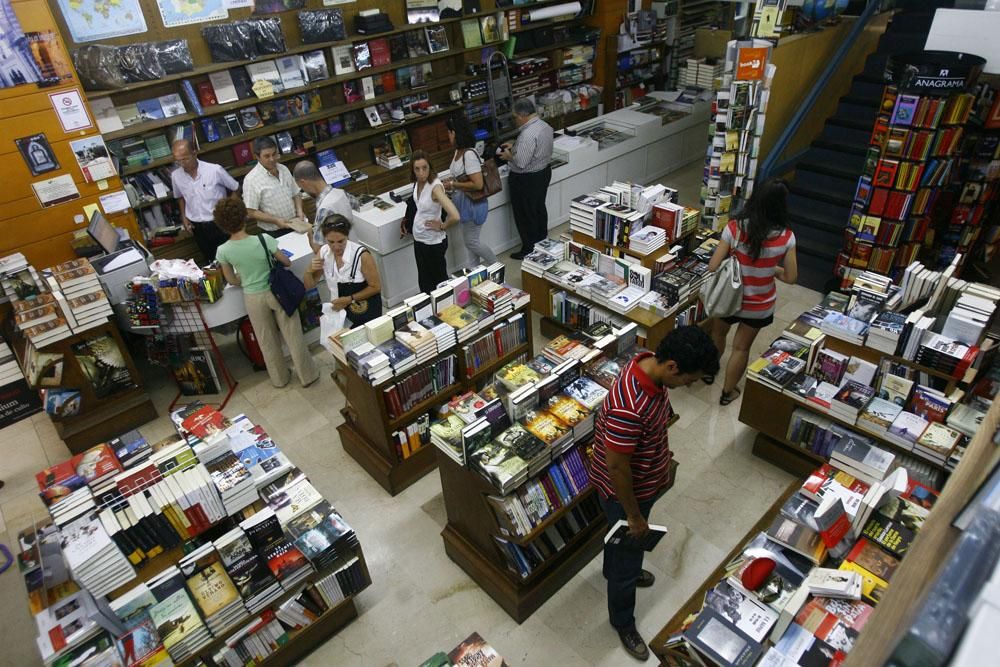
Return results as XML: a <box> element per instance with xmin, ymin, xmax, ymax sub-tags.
<box><xmin>720</xmin><ymin>387</ymin><xmax>742</xmax><ymax>406</ymax></box>
<box><xmin>702</xmin><ymin>374</ymin><xmax>716</xmax><ymax>385</ymax></box>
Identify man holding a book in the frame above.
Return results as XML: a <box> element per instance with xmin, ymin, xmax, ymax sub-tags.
<box><xmin>590</xmin><ymin>326</ymin><xmax>719</xmax><ymax>660</ymax></box>
<box><xmin>292</xmin><ymin>160</ymin><xmax>353</xmax><ymax>251</ymax></box>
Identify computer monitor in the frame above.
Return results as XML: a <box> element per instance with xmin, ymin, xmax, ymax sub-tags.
<box><xmin>87</xmin><ymin>210</ymin><xmax>121</xmax><ymax>255</ymax></box>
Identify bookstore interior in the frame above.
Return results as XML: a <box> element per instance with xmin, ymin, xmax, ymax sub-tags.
<box><xmin>4</xmin><ymin>0</ymin><xmax>1000</xmax><ymax>665</ymax></box>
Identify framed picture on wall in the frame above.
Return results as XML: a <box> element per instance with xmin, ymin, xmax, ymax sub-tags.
<box><xmin>15</xmin><ymin>133</ymin><xmax>59</xmax><ymax>177</ymax></box>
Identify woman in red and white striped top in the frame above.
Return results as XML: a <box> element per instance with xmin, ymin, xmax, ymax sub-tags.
<box><xmin>706</xmin><ymin>179</ymin><xmax>798</xmax><ymax>406</ymax></box>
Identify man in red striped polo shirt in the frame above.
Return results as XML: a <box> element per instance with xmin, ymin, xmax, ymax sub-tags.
<box><xmin>591</xmin><ymin>326</ymin><xmax>719</xmax><ymax>661</ymax></box>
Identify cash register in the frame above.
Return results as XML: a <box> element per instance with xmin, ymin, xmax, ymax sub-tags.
<box><xmin>87</xmin><ymin>210</ymin><xmax>152</xmax><ymax>306</ymax></box>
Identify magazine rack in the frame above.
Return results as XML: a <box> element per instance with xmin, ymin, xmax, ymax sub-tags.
<box><xmin>159</xmin><ymin>300</ymin><xmax>238</xmax><ymax>411</ymax></box>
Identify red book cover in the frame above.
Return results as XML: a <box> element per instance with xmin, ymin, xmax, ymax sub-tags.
<box><xmin>368</xmin><ymin>38</ymin><xmax>391</xmax><ymax>67</ymax></box>
<box><xmin>75</xmin><ymin>443</ymin><xmax>124</xmax><ymax>482</ymax></box>
<box><xmin>115</xmin><ymin>463</ymin><xmax>162</xmax><ymax>497</ymax></box>
<box><xmin>181</xmin><ymin>405</ymin><xmax>228</xmax><ymax>440</ymax></box>
<box><xmin>818</xmin><ymin>511</ymin><xmax>851</xmax><ymax>548</ymax></box>
<box><xmin>873</xmin><ymin>159</ymin><xmax>899</xmax><ymax>188</ymax></box>
<box><xmin>232</xmin><ymin>141</ymin><xmax>254</xmax><ymax>167</ymax></box>
<box><xmin>381</xmin><ymin>71</ymin><xmax>397</xmax><ymax>93</ymax></box>
<box><xmin>539</xmin><ymin>475</ymin><xmax>563</xmax><ymax>509</ymax></box>
<box><xmin>196</xmin><ymin>81</ymin><xmax>217</xmax><ymax>107</ymax></box>
<box><xmin>36</xmin><ymin>460</ymin><xmax>86</xmax><ymax>506</ymax></box>
<box><xmin>868</xmin><ymin>188</ymin><xmax>889</xmax><ymax>216</ymax></box>
<box><xmin>902</xmin><ymin>479</ymin><xmax>939</xmax><ymax>510</ymax></box>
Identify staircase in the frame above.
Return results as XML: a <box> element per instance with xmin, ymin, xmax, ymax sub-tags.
<box><xmin>781</xmin><ymin>8</ymin><xmax>946</xmax><ymax>292</ymax></box>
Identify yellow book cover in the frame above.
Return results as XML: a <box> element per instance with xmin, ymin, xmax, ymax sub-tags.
<box><xmin>839</xmin><ymin>561</ymin><xmax>888</xmax><ymax>604</ymax></box>
<box><xmin>545</xmin><ymin>395</ymin><xmax>589</xmax><ymax>427</ymax></box>
<box><xmin>186</xmin><ymin>560</ymin><xmax>240</xmax><ymax>618</ymax></box>
<box><xmin>523</xmin><ymin>410</ymin><xmax>570</xmax><ymax>444</ymax></box>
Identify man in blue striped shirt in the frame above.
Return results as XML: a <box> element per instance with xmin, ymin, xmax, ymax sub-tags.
<box><xmin>498</xmin><ymin>98</ymin><xmax>554</xmax><ymax>259</ymax></box>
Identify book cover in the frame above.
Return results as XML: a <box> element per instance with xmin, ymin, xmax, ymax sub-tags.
<box><xmin>604</xmin><ymin>519</ymin><xmax>669</xmax><ymax>552</ymax></box>
<box><xmin>861</xmin><ymin>513</ymin><xmax>914</xmax><ymax>558</ymax></box>
<box><xmin>72</xmin><ymin>334</ymin><xmax>134</xmax><ymax>399</ymax></box>
<box><xmin>185</xmin><ymin>559</ymin><xmax>240</xmax><ymax>619</ymax></box>
<box><xmin>683</xmin><ymin>607</ymin><xmax>762</xmax><ymax>667</ymax></box>
<box><xmin>448</xmin><ymin>632</ymin><xmax>506</xmax><ymax>667</ymax></box>
<box><xmin>521</xmin><ymin>409</ymin><xmax>571</xmax><ymax>445</ymax></box>
<box><xmin>148</xmin><ymin>588</ymin><xmax>205</xmax><ymax>651</ymax></box>
<box><xmin>352</xmin><ymin>43</ymin><xmax>373</xmax><ymax>70</ymax></box>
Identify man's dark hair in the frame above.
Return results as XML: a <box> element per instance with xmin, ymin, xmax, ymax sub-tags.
<box><xmin>252</xmin><ymin>136</ymin><xmax>278</xmax><ymax>155</ymax></box>
<box><xmin>655</xmin><ymin>325</ymin><xmax>719</xmax><ymax>375</ymax></box>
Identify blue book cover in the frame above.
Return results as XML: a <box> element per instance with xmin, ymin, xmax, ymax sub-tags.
<box><xmin>135</xmin><ymin>99</ymin><xmax>165</xmax><ymax>121</ymax></box>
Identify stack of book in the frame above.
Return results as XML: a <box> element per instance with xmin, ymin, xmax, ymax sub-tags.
<box><xmin>394</xmin><ymin>320</ymin><xmax>438</xmax><ymax>364</ymax></box>
<box><xmin>471</xmin><ymin>280</ymin><xmax>513</xmax><ymax>318</ymax></box>
<box><xmin>0</xmin><ymin>336</ymin><xmax>22</xmax><ymax>386</ymax></box>
<box><xmin>14</xmin><ymin>293</ymin><xmax>72</xmax><ymax>347</ymax></box>
<box><xmin>180</xmin><ymin>544</ymin><xmax>248</xmax><ymax>636</ymax></box>
<box><xmin>856</xmin><ymin>397</ymin><xmax>903</xmax><ymax>437</ymax></box>
<box><xmin>204</xmin><ymin>451</ymin><xmax>257</xmax><ymax>516</ymax></box>
<box><xmin>831</xmin><ymin>434</ymin><xmax>894</xmax><ymax>486</ymax></box>
<box><xmin>521</xmin><ymin>249</ymin><xmax>560</xmax><ymax>277</ymax></box>
<box><xmin>570</xmin><ymin>193</ymin><xmax>611</xmax><ymax>237</ymax></box>
<box><xmin>61</xmin><ymin>290</ymin><xmax>114</xmax><ymax>334</ymax></box>
<box><xmin>285</xmin><ymin>501</ymin><xmax>360</xmax><ymax>571</ymax></box>
<box><xmin>418</xmin><ymin>314</ymin><xmax>457</xmax><ymax>352</ymax></box>
<box><xmin>820</xmin><ymin>310</ymin><xmax>870</xmax><ymax>345</ymax></box>
<box><xmin>215</xmin><ymin>609</ymin><xmax>289</xmax><ymax>665</ymax></box>
<box><xmin>0</xmin><ymin>254</ymin><xmax>47</xmax><ymax>304</ymax></box>
<box><xmin>437</xmin><ymin>304</ymin><xmax>479</xmax><ymax>343</ymax></box>
<box><xmin>562</xmin><ymin>374</ymin><xmax>609</xmax><ymax>411</ymax></box>
<box><xmin>915</xmin><ymin>334</ymin><xmax>978</xmax><ymax>379</ymax></box>
<box><xmin>146</xmin><ymin>566</ymin><xmax>212</xmax><ymax>661</ymax></box>
<box><xmin>866</xmin><ymin>311</ymin><xmax>906</xmax><ymax>354</ymax></box>
<box><xmin>885</xmin><ymin>409</ymin><xmax>930</xmax><ymax>451</ymax></box>
<box><xmin>375</xmin><ymin>338</ymin><xmax>417</xmax><ymax>376</ymax></box>
<box><xmin>214</xmin><ymin>527</ymin><xmax>284</xmax><ymax>614</ymax></box>
<box><xmin>941</xmin><ymin>292</ymin><xmax>996</xmax><ymax>345</ymax></box>
<box><xmin>830</xmin><ymin>380</ymin><xmax>875</xmax><ymax>423</ymax></box>
<box><xmin>545</xmin><ymin>393</ymin><xmax>594</xmax><ymax>441</ymax></box>
<box><xmin>913</xmin><ymin>422</ymin><xmax>964</xmax><ymax>466</ymax></box>
<box><xmin>346</xmin><ymin>343</ymin><xmax>392</xmax><ymax>383</ymax></box>
<box><xmin>430</xmin><ymin>413</ymin><xmax>467</xmax><ymax>465</ymax></box>
<box><xmin>240</xmin><ymin>507</ymin><xmax>314</xmax><ymax>592</ymax></box>
<box><xmin>629</xmin><ymin>226</ymin><xmax>667</xmax><ymax>254</ymax></box>
<box><xmin>56</xmin><ymin>505</ymin><xmax>138</xmax><ymax>598</ymax></box>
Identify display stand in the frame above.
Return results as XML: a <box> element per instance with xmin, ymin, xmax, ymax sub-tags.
<box><xmin>649</xmin><ymin>479</ymin><xmax>800</xmax><ymax>664</ymax></box>
<box><xmin>159</xmin><ymin>300</ymin><xmax>239</xmax><ymax>411</ymax></box>
<box><xmin>520</xmin><ymin>269</ymin><xmax>697</xmax><ymax>351</ymax></box>
<box><xmin>740</xmin><ymin>330</ymin><xmax>979</xmax><ymax>479</ymax></box>
<box><xmin>4</xmin><ymin>319</ymin><xmax>156</xmax><ymax>454</ymax></box>
<box><xmin>336</xmin><ymin>306</ymin><xmax>533</xmax><ymax>496</ymax></box>
<box><xmin>437</xmin><ymin>448</ymin><xmax>605</xmax><ymax>623</ymax></box>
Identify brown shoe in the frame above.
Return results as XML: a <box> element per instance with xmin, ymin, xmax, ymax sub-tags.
<box><xmin>617</xmin><ymin>627</ymin><xmax>649</xmax><ymax>661</ymax></box>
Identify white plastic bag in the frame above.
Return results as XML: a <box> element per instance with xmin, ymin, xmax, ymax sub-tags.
<box><xmin>319</xmin><ymin>303</ymin><xmax>347</xmax><ymax>353</ymax></box>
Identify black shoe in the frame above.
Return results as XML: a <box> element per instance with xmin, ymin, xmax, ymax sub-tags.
<box><xmin>510</xmin><ymin>250</ymin><xmax>528</xmax><ymax>260</ymax></box>
<box><xmin>637</xmin><ymin>569</ymin><xmax>655</xmax><ymax>588</ymax></box>
<box><xmin>702</xmin><ymin>374</ymin><xmax>715</xmax><ymax>385</ymax></box>
<box><xmin>617</xmin><ymin>627</ymin><xmax>649</xmax><ymax>661</ymax></box>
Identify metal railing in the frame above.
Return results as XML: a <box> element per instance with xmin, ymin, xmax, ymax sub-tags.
<box><xmin>759</xmin><ymin>0</ymin><xmax>882</xmax><ymax>179</ymax></box>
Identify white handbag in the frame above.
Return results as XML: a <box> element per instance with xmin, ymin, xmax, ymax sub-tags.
<box><xmin>699</xmin><ymin>225</ymin><xmax>744</xmax><ymax>319</ymax></box>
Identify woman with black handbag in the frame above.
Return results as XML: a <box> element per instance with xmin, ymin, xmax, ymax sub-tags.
<box><xmin>303</xmin><ymin>215</ymin><xmax>383</xmax><ymax>327</ymax></box>
<box><xmin>214</xmin><ymin>198</ymin><xmax>319</xmax><ymax>389</ymax></box>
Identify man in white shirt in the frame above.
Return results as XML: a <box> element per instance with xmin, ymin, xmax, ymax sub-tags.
<box><xmin>292</xmin><ymin>160</ymin><xmax>353</xmax><ymax>250</ymax></box>
<box><xmin>170</xmin><ymin>139</ymin><xmax>239</xmax><ymax>261</ymax></box>
<box><xmin>242</xmin><ymin>136</ymin><xmax>304</xmax><ymax>238</ymax></box>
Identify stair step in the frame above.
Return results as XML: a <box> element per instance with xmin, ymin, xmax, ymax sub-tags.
<box><xmin>788</xmin><ymin>182</ymin><xmax>855</xmax><ymax>208</ymax></box>
<box><xmin>835</xmin><ymin>100</ymin><xmax>877</xmax><ymax>125</ymax></box>
<box><xmin>789</xmin><ymin>211</ymin><xmax>845</xmax><ymax>237</ymax></box>
<box><xmin>811</xmin><ymin>139</ymin><xmax>867</xmax><ymax>157</ymax></box>
<box><xmin>795</xmin><ymin>235</ymin><xmax>841</xmax><ymax>263</ymax></box>
<box><xmin>841</xmin><ymin>94</ymin><xmax>879</xmax><ymax>108</ymax></box>
<box><xmin>797</xmin><ymin>158</ymin><xmax>862</xmax><ymax>182</ymax></box>
<box><xmin>819</xmin><ymin>124</ymin><xmax>871</xmax><ymax>150</ymax></box>
<box><xmin>848</xmin><ymin>79</ymin><xmax>884</xmax><ymax>100</ymax></box>
<box><xmin>787</xmin><ymin>189</ymin><xmax>852</xmax><ymax>218</ymax></box>
<box><xmin>801</xmin><ymin>145</ymin><xmax>867</xmax><ymax>169</ymax></box>
<box><xmin>827</xmin><ymin>115</ymin><xmax>873</xmax><ymax>132</ymax></box>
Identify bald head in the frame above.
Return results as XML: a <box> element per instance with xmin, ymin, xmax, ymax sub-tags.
<box><xmin>171</xmin><ymin>139</ymin><xmax>198</xmax><ymax>174</ymax></box>
<box><xmin>293</xmin><ymin>160</ymin><xmax>326</xmax><ymax>196</ymax></box>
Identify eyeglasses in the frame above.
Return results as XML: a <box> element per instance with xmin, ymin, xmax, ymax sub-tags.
<box><xmin>321</xmin><ymin>220</ymin><xmax>350</xmax><ymax>233</ymax></box>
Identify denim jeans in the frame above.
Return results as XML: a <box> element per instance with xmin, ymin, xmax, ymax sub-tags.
<box><xmin>598</xmin><ymin>493</ymin><xmax>660</xmax><ymax>630</ymax></box>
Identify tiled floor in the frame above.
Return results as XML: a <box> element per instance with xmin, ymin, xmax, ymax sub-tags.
<box><xmin>0</xmin><ymin>160</ymin><xmax>821</xmax><ymax>665</ymax></box>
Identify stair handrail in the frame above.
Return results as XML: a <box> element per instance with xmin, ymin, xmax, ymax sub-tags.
<box><xmin>759</xmin><ymin>0</ymin><xmax>882</xmax><ymax>179</ymax></box>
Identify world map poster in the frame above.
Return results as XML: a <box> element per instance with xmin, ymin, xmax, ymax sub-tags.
<box><xmin>156</xmin><ymin>0</ymin><xmax>228</xmax><ymax>28</ymax></box>
<box><xmin>55</xmin><ymin>0</ymin><xmax>147</xmax><ymax>43</ymax></box>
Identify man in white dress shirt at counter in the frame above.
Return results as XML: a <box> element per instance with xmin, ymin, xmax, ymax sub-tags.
<box><xmin>242</xmin><ymin>136</ymin><xmax>305</xmax><ymax>238</ymax></box>
<box><xmin>292</xmin><ymin>160</ymin><xmax>353</xmax><ymax>250</ymax></box>
<box><xmin>171</xmin><ymin>139</ymin><xmax>239</xmax><ymax>262</ymax></box>
<box><xmin>499</xmin><ymin>98</ymin><xmax>554</xmax><ymax>260</ymax></box>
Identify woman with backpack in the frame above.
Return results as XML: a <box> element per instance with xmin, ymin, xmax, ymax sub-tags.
<box><xmin>445</xmin><ymin>116</ymin><xmax>497</xmax><ymax>267</ymax></box>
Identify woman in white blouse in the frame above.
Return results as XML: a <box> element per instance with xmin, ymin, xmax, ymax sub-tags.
<box><xmin>408</xmin><ymin>150</ymin><xmax>460</xmax><ymax>294</ymax></box>
<box><xmin>444</xmin><ymin>116</ymin><xmax>497</xmax><ymax>267</ymax></box>
<box><xmin>304</xmin><ymin>215</ymin><xmax>382</xmax><ymax>327</ymax></box>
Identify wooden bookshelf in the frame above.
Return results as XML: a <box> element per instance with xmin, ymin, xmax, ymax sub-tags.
<box><xmin>822</xmin><ymin>335</ymin><xmax>976</xmax><ymax>388</ymax></box>
<box><xmin>739</xmin><ymin>377</ymin><xmax>951</xmax><ymax>479</ymax></box>
<box><xmin>520</xmin><ymin>269</ymin><xmax>698</xmax><ymax>351</ymax></box>
<box><xmin>335</xmin><ymin>306</ymin><xmax>534</xmax><ymax>496</ymax></box>
<box><xmin>649</xmin><ymin>479</ymin><xmax>800</xmax><ymax>663</ymax></box>
<box><xmin>436</xmin><ymin>449</ymin><xmax>606</xmax><ymax>623</ymax></box>
<box><xmin>1</xmin><ymin>319</ymin><xmax>156</xmax><ymax>454</ymax></box>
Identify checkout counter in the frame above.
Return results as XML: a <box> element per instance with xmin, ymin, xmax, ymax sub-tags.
<box><xmin>351</xmin><ymin>97</ymin><xmax>711</xmax><ymax>307</ymax></box>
